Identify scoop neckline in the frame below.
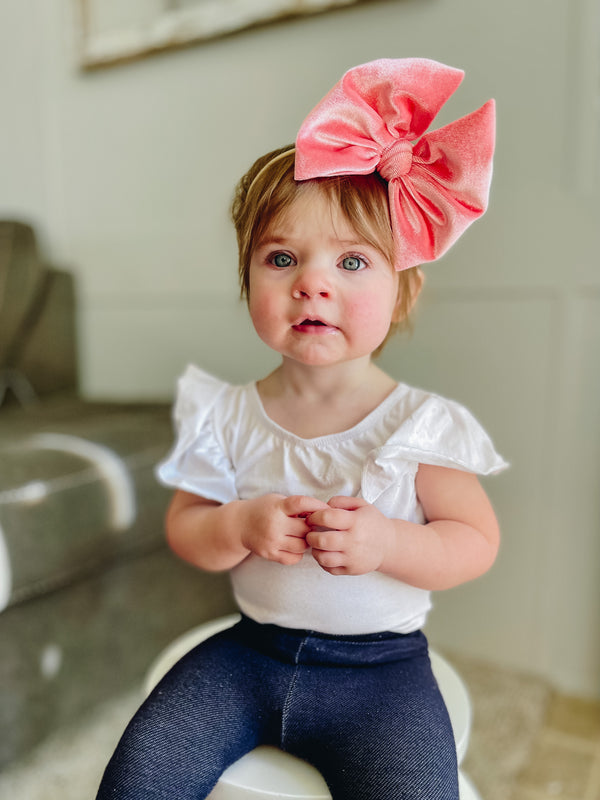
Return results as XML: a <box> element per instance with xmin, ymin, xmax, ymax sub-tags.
<box><xmin>248</xmin><ymin>380</ymin><xmax>407</xmax><ymax>445</ymax></box>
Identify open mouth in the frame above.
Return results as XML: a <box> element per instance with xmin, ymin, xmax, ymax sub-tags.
<box><xmin>292</xmin><ymin>318</ymin><xmax>336</xmax><ymax>334</ymax></box>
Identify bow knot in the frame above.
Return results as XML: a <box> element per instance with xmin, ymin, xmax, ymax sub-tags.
<box><xmin>378</xmin><ymin>139</ymin><xmax>413</xmax><ymax>181</ymax></box>
<box><xmin>295</xmin><ymin>58</ymin><xmax>495</xmax><ymax>270</ymax></box>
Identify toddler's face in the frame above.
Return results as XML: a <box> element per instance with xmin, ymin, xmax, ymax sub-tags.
<box><xmin>247</xmin><ymin>189</ymin><xmax>402</xmax><ymax>368</ymax></box>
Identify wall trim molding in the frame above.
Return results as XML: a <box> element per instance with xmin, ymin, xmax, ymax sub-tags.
<box><xmin>564</xmin><ymin>0</ymin><xmax>600</xmax><ymax>196</ymax></box>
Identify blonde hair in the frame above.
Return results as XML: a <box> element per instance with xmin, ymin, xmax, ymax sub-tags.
<box><xmin>230</xmin><ymin>146</ymin><xmax>422</xmax><ymax>354</ymax></box>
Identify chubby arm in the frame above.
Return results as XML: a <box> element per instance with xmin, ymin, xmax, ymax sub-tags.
<box><xmin>306</xmin><ymin>464</ymin><xmax>500</xmax><ymax>590</ymax></box>
<box><xmin>166</xmin><ymin>489</ymin><xmax>329</xmax><ymax>572</ymax></box>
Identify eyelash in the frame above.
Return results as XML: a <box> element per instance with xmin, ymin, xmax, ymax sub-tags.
<box><xmin>269</xmin><ymin>252</ymin><xmax>296</xmax><ymax>268</ymax></box>
<box><xmin>340</xmin><ymin>253</ymin><xmax>369</xmax><ymax>271</ymax></box>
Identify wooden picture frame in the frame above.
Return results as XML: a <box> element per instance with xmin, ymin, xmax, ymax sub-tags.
<box><xmin>75</xmin><ymin>0</ymin><xmax>375</xmax><ymax>70</ymax></box>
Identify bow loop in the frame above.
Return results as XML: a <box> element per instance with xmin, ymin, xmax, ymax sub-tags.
<box><xmin>295</xmin><ymin>58</ymin><xmax>495</xmax><ymax>271</ymax></box>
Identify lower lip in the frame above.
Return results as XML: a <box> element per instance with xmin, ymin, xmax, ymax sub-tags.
<box><xmin>292</xmin><ymin>323</ymin><xmax>337</xmax><ymax>334</ymax></box>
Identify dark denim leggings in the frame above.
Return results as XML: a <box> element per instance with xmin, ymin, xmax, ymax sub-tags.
<box><xmin>96</xmin><ymin>615</ymin><xmax>459</xmax><ymax>800</ymax></box>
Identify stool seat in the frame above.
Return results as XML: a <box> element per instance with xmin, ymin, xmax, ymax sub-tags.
<box><xmin>145</xmin><ymin>614</ymin><xmax>481</xmax><ymax>800</ymax></box>
<box><xmin>206</xmin><ymin>748</ymin><xmax>481</xmax><ymax>800</ymax></box>
<box><xmin>208</xmin><ymin>746</ymin><xmax>330</xmax><ymax>800</ymax></box>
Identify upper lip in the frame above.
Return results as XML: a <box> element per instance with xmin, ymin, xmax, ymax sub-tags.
<box><xmin>293</xmin><ymin>316</ymin><xmax>333</xmax><ymax>327</ymax></box>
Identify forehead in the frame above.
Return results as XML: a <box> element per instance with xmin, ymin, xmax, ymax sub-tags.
<box><xmin>262</xmin><ymin>185</ymin><xmax>358</xmax><ymax>243</ymax></box>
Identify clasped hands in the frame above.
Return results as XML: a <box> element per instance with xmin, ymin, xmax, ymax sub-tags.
<box><xmin>240</xmin><ymin>494</ymin><xmax>394</xmax><ymax>576</ymax></box>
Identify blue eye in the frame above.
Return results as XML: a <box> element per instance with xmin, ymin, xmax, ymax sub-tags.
<box><xmin>272</xmin><ymin>253</ymin><xmax>294</xmax><ymax>268</ymax></box>
<box><xmin>341</xmin><ymin>256</ymin><xmax>364</xmax><ymax>271</ymax></box>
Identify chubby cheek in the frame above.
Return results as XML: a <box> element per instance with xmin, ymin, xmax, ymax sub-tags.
<box><xmin>248</xmin><ymin>289</ymin><xmax>280</xmax><ymax>346</ymax></box>
<box><xmin>346</xmin><ymin>294</ymin><xmax>395</xmax><ymax>348</ymax></box>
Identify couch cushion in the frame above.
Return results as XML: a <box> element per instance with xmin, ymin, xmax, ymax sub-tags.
<box><xmin>0</xmin><ymin>398</ymin><xmax>174</xmax><ymax>610</ymax></box>
<box><xmin>0</xmin><ymin>546</ymin><xmax>236</xmax><ymax>767</ymax></box>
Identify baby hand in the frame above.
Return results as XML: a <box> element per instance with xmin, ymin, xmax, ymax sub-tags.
<box><xmin>306</xmin><ymin>496</ymin><xmax>394</xmax><ymax>576</ymax></box>
<box><xmin>240</xmin><ymin>494</ymin><xmax>329</xmax><ymax>566</ymax></box>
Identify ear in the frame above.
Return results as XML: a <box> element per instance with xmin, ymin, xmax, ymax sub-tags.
<box><xmin>391</xmin><ymin>267</ymin><xmax>425</xmax><ymax>323</ymax></box>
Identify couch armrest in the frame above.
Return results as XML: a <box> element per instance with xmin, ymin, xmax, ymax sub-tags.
<box><xmin>0</xmin><ymin>400</ymin><xmax>173</xmax><ymax>610</ymax></box>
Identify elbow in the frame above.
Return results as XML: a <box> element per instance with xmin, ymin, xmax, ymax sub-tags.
<box><xmin>484</xmin><ymin>516</ymin><xmax>501</xmax><ymax>570</ymax></box>
<box><xmin>164</xmin><ymin>506</ymin><xmax>185</xmax><ymax>559</ymax></box>
<box><xmin>468</xmin><ymin>520</ymin><xmax>501</xmax><ymax>583</ymax></box>
<box><xmin>463</xmin><ymin>504</ymin><xmax>501</xmax><ymax>582</ymax></box>
<box><xmin>165</xmin><ymin>519</ymin><xmax>193</xmax><ymax>564</ymax></box>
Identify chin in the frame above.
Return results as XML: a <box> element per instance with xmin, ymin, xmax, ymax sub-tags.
<box><xmin>280</xmin><ymin>348</ymin><xmax>340</xmax><ymax>367</ymax></box>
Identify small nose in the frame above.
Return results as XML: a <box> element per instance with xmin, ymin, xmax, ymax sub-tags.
<box><xmin>291</xmin><ymin>264</ymin><xmax>331</xmax><ymax>299</ymax></box>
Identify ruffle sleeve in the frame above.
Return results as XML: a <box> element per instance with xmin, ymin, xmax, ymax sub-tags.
<box><xmin>361</xmin><ymin>392</ymin><xmax>508</xmax><ymax>513</ymax></box>
<box><xmin>155</xmin><ymin>365</ymin><xmax>238</xmax><ymax>504</ymax></box>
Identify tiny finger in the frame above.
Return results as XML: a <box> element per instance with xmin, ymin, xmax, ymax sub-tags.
<box><xmin>286</xmin><ymin>495</ymin><xmax>329</xmax><ymax>517</ymax></box>
<box><xmin>284</xmin><ymin>536</ymin><xmax>309</xmax><ymax>554</ymax></box>
<box><xmin>312</xmin><ymin>549</ymin><xmax>344</xmax><ymax>571</ymax></box>
<box><xmin>275</xmin><ymin>551</ymin><xmax>304</xmax><ymax>566</ymax></box>
<box><xmin>322</xmin><ymin>566</ymin><xmax>349</xmax><ymax>576</ymax></box>
<box><xmin>309</xmin><ymin>508</ymin><xmax>351</xmax><ymax>531</ymax></box>
<box><xmin>306</xmin><ymin>530</ymin><xmax>343</xmax><ymax>551</ymax></box>
<box><xmin>327</xmin><ymin>496</ymin><xmax>368</xmax><ymax>511</ymax></box>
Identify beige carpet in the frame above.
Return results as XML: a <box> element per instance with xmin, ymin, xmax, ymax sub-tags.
<box><xmin>451</xmin><ymin>652</ymin><xmax>552</xmax><ymax>800</ymax></box>
<box><xmin>0</xmin><ymin>654</ymin><xmax>551</xmax><ymax>800</ymax></box>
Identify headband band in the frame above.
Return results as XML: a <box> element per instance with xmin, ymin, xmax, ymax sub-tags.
<box><xmin>246</xmin><ymin>147</ymin><xmax>295</xmax><ymax>200</ymax></box>
<box><xmin>295</xmin><ymin>58</ymin><xmax>495</xmax><ymax>271</ymax></box>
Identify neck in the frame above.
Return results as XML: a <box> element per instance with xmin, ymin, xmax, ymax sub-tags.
<box><xmin>266</xmin><ymin>357</ymin><xmax>377</xmax><ymax>400</ymax></box>
<box><xmin>256</xmin><ymin>358</ymin><xmax>398</xmax><ymax>439</ymax></box>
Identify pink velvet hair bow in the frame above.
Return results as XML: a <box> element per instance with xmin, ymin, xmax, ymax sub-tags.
<box><xmin>295</xmin><ymin>58</ymin><xmax>495</xmax><ymax>271</ymax></box>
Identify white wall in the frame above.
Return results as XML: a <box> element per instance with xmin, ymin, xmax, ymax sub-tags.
<box><xmin>2</xmin><ymin>0</ymin><xmax>599</xmax><ymax>697</ymax></box>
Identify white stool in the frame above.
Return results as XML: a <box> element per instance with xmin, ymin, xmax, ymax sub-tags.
<box><xmin>145</xmin><ymin>614</ymin><xmax>482</xmax><ymax>800</ymax></box>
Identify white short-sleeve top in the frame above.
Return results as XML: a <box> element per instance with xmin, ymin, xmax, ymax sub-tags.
<box><xmin>157</xmin><ymin>365</ymin><xmax>508</xmax><ymax>635</ymax></box>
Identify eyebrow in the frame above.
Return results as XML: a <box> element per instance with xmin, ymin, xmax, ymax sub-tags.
<box><xmin>258</xmin><ymin>233</ymin><xmax>373</xmax><ymax>248</ymax></box>
<box><xmin>257</xmin><ymin>235</ymin><xmax>288</xmax><ymax>246</ymax></box>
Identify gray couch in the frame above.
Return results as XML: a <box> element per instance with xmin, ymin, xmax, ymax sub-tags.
<box><xmin>0</xmin><ymin>221</ymin><xmax>236</xmax><ymax>767</ymax></box>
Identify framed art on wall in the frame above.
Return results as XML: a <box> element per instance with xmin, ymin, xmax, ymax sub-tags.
<box><xmin>75</xmin><ymin>0</ymin><xmax>376</xmax><ymax>69</ymax></box>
